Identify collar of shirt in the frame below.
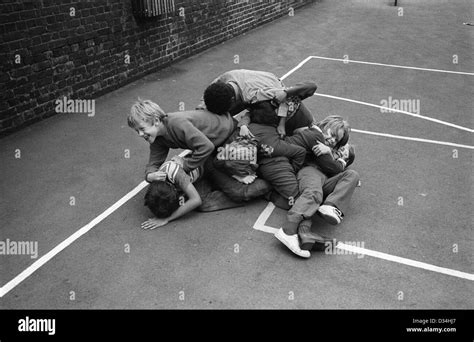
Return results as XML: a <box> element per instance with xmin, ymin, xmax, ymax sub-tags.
<box><xmin>228</xmin><ymin>81</ymin><xmax>242</xmax><ymax>102</ymax></box>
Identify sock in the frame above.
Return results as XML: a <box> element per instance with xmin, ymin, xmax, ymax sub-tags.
<box><xmin>282</xmin><ymin>221</ymin><xmax>299</xmax><ymax>235</ymax></box>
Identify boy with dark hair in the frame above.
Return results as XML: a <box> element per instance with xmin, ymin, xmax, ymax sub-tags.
<box><xmin>141</xmin><ymin>158</ymin><xmax>205</xmax><ymax>229</ymax></box>
<box><xmin>203</xmin><ymin>81</ymin><xmax>235</xmax><ymax>115</ymax></box>
<box><xmin>199</xmin><ymin>69</ymin><xmax>318</xmax><ymax>137</ymax></box>
<box><xmin>144</xmin><ymin>181</ymin><xmax>181</xmax><ymax>219</ymax></box>
<box><xmin>141</xmin><ymin>155</ymin><xmax>268</xmax><ymax>230</ymax></box>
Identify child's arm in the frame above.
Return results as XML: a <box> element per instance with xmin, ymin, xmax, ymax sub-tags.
<box><xmin>141</xmin><ymin>182</ymin><xmax>202</xmax><ymax>230</ymax></box>
<box><xmin>163</xmin><ymin>183</ymin><xmax>202</xmax><ymax>223</ymax></box>
<box><xmin>253</xmin><ymin>124</ymin><xmax>306</xmax><ymax>172</ymax></box>
<box><xmin>145</xmin><ymin>143</ymin><xmax>169</xmax><ymax>182</ymax></box>
<box><xmin>285</xmin><ymin>82</ymin><xmax>317</xmax><ymax>100</ymax></box>
<box><xmin>172</xmin><ymin>118</ymin><xmax>215</xmax><ymax>173</ymax></box>
<box><xmin>310</xmin><ymin>142</ymin><xmax>345</xmax><ymax>176</ymax></box>
<box><xmin>277</xmin><ymin>116</ymin><xmax>287</xmax><ymax>138</ymax></box>
<box><xmin>252</xmin><ymin>81</ymin><xmax>317</xmax><ymax>111</ymax></box>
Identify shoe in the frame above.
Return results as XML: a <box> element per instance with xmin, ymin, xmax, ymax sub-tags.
<box><xmin>298</xmin><ymin>225</ymin><xmax>333</xmax><ymax>251</ymax></box>
<box><xmin>317</xmin><ymin>205</ymin><xmax>343</xmax><ymax>225</ymax></box>
<box><xmin>274</xmin><ymin>228</ymin><xmax>310</xmax><ymax>258</ymax></box>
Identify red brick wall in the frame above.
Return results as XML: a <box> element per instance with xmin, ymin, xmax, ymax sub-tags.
<box><xmin>0</xmin><ymin>0</ymin><xmax>316</xmax><ymax>136</ymax></box>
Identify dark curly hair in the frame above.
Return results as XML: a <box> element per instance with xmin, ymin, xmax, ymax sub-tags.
<box><xmin>204</xmin><ymin>81</ymin><xmax>235</xmax><ymax>115</ymax></box>
<box><xmin>144</xmin><ymin>181</ymin><xmax>180</xmax><ymax>218</ymax></box>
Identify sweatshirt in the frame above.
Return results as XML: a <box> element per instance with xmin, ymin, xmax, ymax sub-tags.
<box><xmin>287</xmin><ymin>127</ymin><xmax>345</xmax><ymax>177</ymax></box>
<box><xmin>146</xmin><ymin>110</ymin><xmax>236</xmax><ymax>177</ymax></box>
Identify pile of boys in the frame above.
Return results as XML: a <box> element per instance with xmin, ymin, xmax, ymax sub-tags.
<box><xmin>127</xmin><ymin>69</ymin><xmax>359</xmax><ymax>259</ymax></box>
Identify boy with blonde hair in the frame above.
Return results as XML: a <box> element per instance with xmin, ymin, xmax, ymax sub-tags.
<box><xmin>128</xmin><ymin>99</ymin><xmax>271</xmax><ymax>228</ymax></box>
<box><xmin>128</xmin><ymin>99</ymin><xmax>236</xmax><ymax>180</ymax></box>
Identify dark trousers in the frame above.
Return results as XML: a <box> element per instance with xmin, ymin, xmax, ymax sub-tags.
<box><xmin>195</xmin><ymin>178</ymin><xmax>244</xmax><ymax>212</ymax></box>
<box><xmin>249</xmin><ymin>123</ymin><xmax>306</xmax><ymax>172</ymax></box>
<box><xmin>204</xmin><ymin>157</ymin><xmax>272</xmax><ymax>204</ymax></box>
<box><xmin>257</xmin><ymin>156</ymin><xmax>299</xmax><ymax>210</ymax></box>
<box><xmin>285</xmin><ymin>102</ymin><xmax>315</xmax><ymax>135</ymax></box>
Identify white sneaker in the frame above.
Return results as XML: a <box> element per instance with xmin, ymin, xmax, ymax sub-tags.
<box><xmin>274</xmin><ymin>228</ymin><xmax>310</xmax><ymax>258</ymax></box>
<box><xmin>317</xmin><ymin>205</ymin><xmax>343</xmax><ymax>225</ymax></box>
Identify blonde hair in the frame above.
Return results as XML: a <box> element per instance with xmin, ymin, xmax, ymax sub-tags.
<box><xmin>127</xmin><ymin>98</ymin><xmax>167</xmax><ymax>129</ymax></box>
<box><xmin>317</xmin><ymin>115</ymin><xmax>351</xmax><ymax>147</ymax></box>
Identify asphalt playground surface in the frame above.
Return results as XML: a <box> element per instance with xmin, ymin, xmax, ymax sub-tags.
<box><xmin>1</xmin><ymin>0</ymin><xmax>473</xmax><ymax>312</ymax></box>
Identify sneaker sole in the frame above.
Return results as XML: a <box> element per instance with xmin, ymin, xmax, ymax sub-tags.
<box><xmin>317</xmin><ymin>211</ymin><xmax>341</xmax><ymax>225</ymax></box>
<box><xmin>275</xmin><ymin>232</ymin><xmax>310</xmax><ymax>258</ymax></box>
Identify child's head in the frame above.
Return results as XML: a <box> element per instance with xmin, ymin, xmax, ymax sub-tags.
<box><xmin>316</xmin><ymin>115</ymin><xmax>350</xmax><ymax>149</ymax></box>
<box><xmin>128</xmin><ymin>99</ymin><xmax>167</xmax><ymax>144</ymax></box>
<box><xmin>144</xmin><ymin>181</ymin><xmax>180</xmax><ymax>218</ymax></box>
<box><xmin>337</xmin><ymin>144</ymin><xmax>355</xmax><ymax>167</ymax></box>
<box><xmin>204</xmin><ymin>81</ymin><xmax>235</xmax><ymax>115</ymax></box>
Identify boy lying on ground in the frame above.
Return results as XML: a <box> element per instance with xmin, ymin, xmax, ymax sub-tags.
<box><xmin>142</xmin><ymin>155</ymin><xmax>248</xmax><ymax>229</ymax></box>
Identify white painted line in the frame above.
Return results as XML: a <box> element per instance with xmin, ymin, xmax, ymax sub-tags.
<box><xmin>0</xmin><ymin>150</ymin><xmax>191</xmax><ymax>298</ymax></box>
<box><xmin>310</xmin><ymin>55</ymin><xmax>474</xmax><ymax>76</ymax></box>
<box><xmin>249</xmin><ymin>55</ymin><xmax>474</xmax><ymax>282</ymax></box>
<box><xmin>253</xmin><ymin>204</ymin><xmax>474</xmax><ymax>281</ymax></box>
<box><xmin>336</xmin><ymin>243</ymin><xmax>474</xmax><ymax>281</ymax></box>
<box><xmin>280</xmin><ymin>56</ymin><xmax>314</xmax><ymax>80</ymax></box>
<box><xmin>0</xmin><ymin>181</ymin><xmax>149</xmax><ymax>298</ymax></box>
<box><xmin>352</xmin><ymin>128</ymin><xmax>474</xmax><ymax>150</ymax></box>
<box><xmin>313</xmin><ymin>93</ymin><xmax>474</xmax><ymax>133</ymax></box>
<box><xmin>253</xmin><ymin>202</ymin><xmax>279</xmax><ymax>234</ymax></box>
<box><xmin>255</xmin><ymin>224</ymin><xmax>279</xmax><ymax>235</ymax></box>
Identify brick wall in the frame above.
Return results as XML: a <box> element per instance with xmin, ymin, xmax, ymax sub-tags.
<box><xmin>0</xmin><ymin>0</ymin><xmax>315</xmax><ymax>136</ymax></box>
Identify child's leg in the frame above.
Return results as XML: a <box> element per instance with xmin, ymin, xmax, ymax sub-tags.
<box><xmin>285</xmin><ymin>102</ymin><xmax>315</xmax><ymax>136</ymax></box>
<box><xmin>257</xmin><ymin>156</ymin><xmax>299</xmax><ymax>210</ymax></box>
<box><xmin>194</xmin><ymin>178</ymin><xmax>245</xmax><ymax>212</ymax></box>
<box><xmin>250</xmin><ymin>123</ymin><xmax>306</xmax><ymax>172</ymax></box>
<box><xmin>284</xmin><ymin>166</ymin><xmax>326</xmax><ymax>234</ymax></box>
<box><xmin>205</xmin><ymin>157</ymin><xmax>271</xmax><ymax>202</ymax></box>
<box><xmin>321</xmin><ymin>169</ymin><xmax>359</xmax><ymax>214</ymax></box>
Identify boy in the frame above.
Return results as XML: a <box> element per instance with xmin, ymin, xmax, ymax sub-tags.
<box><xmin>248</xmin><ymin>105</ymin><xmax>350</xmax><ymax>175</ymax></box>
<box><xmin>127</xmin><ymin>98</ymin><xmax>236</xmax><ymax>180</ymax></box>
<box><xmin>266</xmin><ymin>116</ymin><xmax>357</xmax><ymax>258</ymax></box>
<box><xmin>129</xmin><ymin>99</ymin><xmax>271</xmax><ymax>228</ymax></box>
<box><xmin>142</xmin><ymin>156</ymin><xmax>248</xmax><ymax>229</ymax></box>
<box><xmin>199</xmin><ymin>69</ymin><xmax>318</xmax><ymax>137</ymax></box>
<box><xmin>250</xmin><ymin>113</ymin><xmax>351</xmax><ymax>206</ymax></box>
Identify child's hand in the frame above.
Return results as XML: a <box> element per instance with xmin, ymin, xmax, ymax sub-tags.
<box><xmin>277</xmin><ymin>124</ymin><xmax>286</xmax><ymax>139</ymax></box>
<box><xmin>232</xmin><ymin>174</ymin><xmax>257</xmax><ymax>184</ymax></box>
<box><xmin>312</xmin><ymin>142</ymin><xmax>332</xmax><ymax>156</ymax></box>
<box><xmin>274</xmin><ymin>89</ymin><xmax>287</xmax><ymax>103</ymax></box>
<box><xmin>239</xmin><ymin>125</ymin><xmax>255</xmax><ymax>138</ymax></box>
<box><xmin>148</xmin><ymin>171</ymin><xmax>167</xmax><ymax>182</ymax></box>
<box><xmin>141</xmin><ymin>217</ymin><xmax>169</xmax><ymax>230</ymax></box>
